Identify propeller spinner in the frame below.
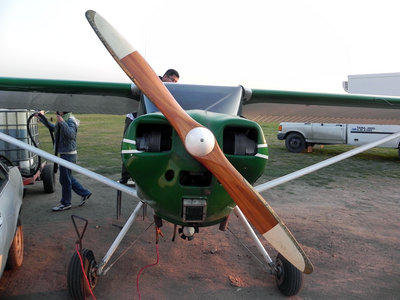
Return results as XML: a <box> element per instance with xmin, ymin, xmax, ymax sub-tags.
<box><xmin>85</xmin><ymin>10</ymin><xmax>313</xmax><ymax>274</ymax></box>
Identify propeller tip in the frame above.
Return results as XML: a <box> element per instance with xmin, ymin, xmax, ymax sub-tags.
<box><xmin>263</xmin><ymin>223</ymin><xmax>313</xmax><ymax>274</ymax></box>
<box><xmin>85</xmin><ymin>10</ymin><xmax>95</xmax><ymax>20</ymax></box>
<box><xmin>304</xmin><ymin>263</ymin><xmax>314</xmax><ymax>274</ymax></box>
<box><xmin>85</xmin><ymin>10</ymin><xmax>135</xmax><ymax>60</ymax></box>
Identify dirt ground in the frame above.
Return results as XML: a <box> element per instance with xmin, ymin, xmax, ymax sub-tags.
<box><xmin>0</xmin><ymin>166</ymin><xmax>399</xmax><ymax>299</ymax></box>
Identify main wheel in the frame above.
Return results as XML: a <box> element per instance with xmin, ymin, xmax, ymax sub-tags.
<box><xmin>67</xmin><ymin>248</ymin><xmax>98</xmax><ymax>300</ymax></box>
<box><xmin>6</xmin><ymin>219</ymin><xmax>24</xmax><ymax>269</ymax></box>
<box><xmin>285</xmin><ymin>132</ymin><xmax>306</xmax><ymax>153</ymax></box>
<box><xmin>275</xmin><ymin>253</ymin><xmax>303</xmax><ymax>296</ymax></box>
<box><xmin>42</xmin><ymin>163</ymin><xmax>55</xmax><ymax>193</ymax></box>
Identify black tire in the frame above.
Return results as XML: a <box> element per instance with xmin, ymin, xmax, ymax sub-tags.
<box><xmin>285</xmin><ymin>132</ymin><xmax>306</xmax><ymax>153</ymax></box>
<box><xmin>42</xmin><ymin>163</ymin><xmax>55</xmax><ymax>193</ymax></box>
<box><xmin>67</xmin><ymin>248</ymin><xmax>98</xmax><ymax>300</ymax></box>
<box><xmin>6</xmin><ymin>219</ymin><xmax>24</xmax><ymax>269</ymax></box>
<box><xmin>275</xmin><ymin>253</ymin><xmax>303</xmax><ymax>296</ymax></box>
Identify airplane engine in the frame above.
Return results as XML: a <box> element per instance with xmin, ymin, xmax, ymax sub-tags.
<box><xmin>121</xmin><ymin>110</ymin><xmax>268</xmax><ymax>227</ymax></box>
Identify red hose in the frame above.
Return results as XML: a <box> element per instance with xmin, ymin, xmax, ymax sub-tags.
<box><xmin>136</xmin><ymin>243</ymin><xmax>160</xmax><ymax>300</ymax></box>
<box><xmin>75</xmin><ymin>243</ymin><xmax>97</xmax><ymax>300</ymax></box>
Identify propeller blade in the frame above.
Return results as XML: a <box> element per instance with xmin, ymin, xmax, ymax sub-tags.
<box><xmin>86</xmin><ymin>10</ymin><xmax>313</xmax><ymax>274</ymax></box>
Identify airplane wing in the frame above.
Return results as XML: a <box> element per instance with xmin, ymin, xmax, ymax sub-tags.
<box><xmin>244</xmin><ymin>89</ymin><xmax>400</xmax><ymax>124</ymax></box>
<box><xmin>1</xmin><ymin>76</ymin><xmax>400</xmax><ymax>123</ymax></box>
<box><xmin>0</xmin><ymin>77</ymin><xmax>139</xmax><ymax>114</ymax></box>
<box><xmin>247</xmin><ymin>89</ymin><xmax>400</xmax><ymax>108</ymax></box>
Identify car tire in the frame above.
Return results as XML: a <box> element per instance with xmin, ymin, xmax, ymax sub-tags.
<box><xmin>6</xmin><ymin>219</ymin><xmax>24</xmax><ymax>270</ymax></box>
<box><xmin>285</xmin><ymin>132</ymin><xmax>306</xmax><ymax>153</ymax></box>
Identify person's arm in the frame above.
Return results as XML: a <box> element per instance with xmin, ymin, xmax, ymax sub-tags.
<box><xmin>37</xmin><ymin>113</ymin><xmax>55</xmax><ymax>132</ymax></box>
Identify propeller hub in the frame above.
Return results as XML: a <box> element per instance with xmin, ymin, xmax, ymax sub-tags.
<box><xmin>185</xmin><ymin>127</ymin><xmax>215</xmax><ymax>157</ymax></box>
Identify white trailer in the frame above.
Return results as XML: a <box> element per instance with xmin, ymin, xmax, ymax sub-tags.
<box><xmin>343</xmin><ymin>72</ymin><xmax>400</xmax><ymax>96</ymax></box>
<box><xmin>277</xmin><ymin>122</ymin><xmax>400</xmax><ymax>157</ymax></box>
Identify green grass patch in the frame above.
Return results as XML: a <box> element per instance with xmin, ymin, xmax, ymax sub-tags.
<box><xmin>259</xmin><ymin>122</ymin><xmax>400</xmax><ymax>188</ymax></box>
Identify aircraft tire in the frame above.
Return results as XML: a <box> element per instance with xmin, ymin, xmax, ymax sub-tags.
<box><xmin>275</xmin><ymin>253</ymin><xmax>303</xmax><ymax>296</ymax></box>
<box><xmin>42</xmin><ymin>163</ymin><xmax>55</xmax><ymax>193</ymax></box>
<box><xmin>6</xmin><ymin>219</ymin><xmax>24</xmax><ymax>269</ymax></box>
<box><xmin>67</xmin><ymin>248</ymin><xmax>97</xmax><ymax>300</ymax></box>
<box><xmin>285</xmin><ymin>132</ymin><xmax>306</xmax><ymax>153</ymax></box>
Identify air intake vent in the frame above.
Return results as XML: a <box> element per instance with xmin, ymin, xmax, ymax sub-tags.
<box><xmin>223</xmin><ymin>127</ymin><xmax>257</xmax><ymax>155</ymax></box>
<box><xmin>136</xmin><ymin>124</ymin><xmax>172</xmax><ymax>152</ymax></box>
<box><xmin>182</xmin><ymin>199</ymin><xmax>207</xmax><ymax>222</ymax></box>
<box><xmin>180</xmin><ymin>171</ymin><xmax>212</xmax><ymax>187</ymax></box>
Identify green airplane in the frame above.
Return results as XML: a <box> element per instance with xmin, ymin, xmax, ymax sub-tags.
<box><xmin>1</xmin><ymin>10</ymin><xmax>400</xmax><ymax>300</ymax></box>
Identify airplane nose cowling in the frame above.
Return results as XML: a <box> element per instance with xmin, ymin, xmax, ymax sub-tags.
<box><xmin>121</xmin><ymin>111</ymin><xmax>268</xmax><ymax>227</ymax></box>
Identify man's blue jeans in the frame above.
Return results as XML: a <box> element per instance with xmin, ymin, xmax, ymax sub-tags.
<box><xmin>59</xmin><ymin>154</ymin><xmax>90</xmax><ymax>206</ymax></box>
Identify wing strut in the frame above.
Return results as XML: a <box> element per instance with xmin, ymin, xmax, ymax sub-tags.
<box><xmin>0</xmin><ymin>132</ymin><xmax>138</xmax><ymax>198</ymax></box>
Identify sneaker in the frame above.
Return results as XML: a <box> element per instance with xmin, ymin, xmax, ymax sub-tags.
<box><xmin>119</xmin><ymin>177</ymin><xmax>128</xmax><ymax>184</ymax></box>
<box><xmin>52</xmin><ymin>204</ymin><xmax>71</xmax><ymax>211</ymax></box>
<box><xmin>79</xmin><ymin>193</ymin><xmax>92</xmax><ymax>206</ymax></box>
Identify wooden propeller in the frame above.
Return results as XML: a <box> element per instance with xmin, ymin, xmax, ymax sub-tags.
<box><xmin>86</xmin><ymin>10</ymin><xmax>313</xmax><ymax>274</ymax></box>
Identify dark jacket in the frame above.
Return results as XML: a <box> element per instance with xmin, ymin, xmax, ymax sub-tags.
<box><xmin>39</xmin><ymin>114</ymin><xmax>79</xmax><ymax>154</ymax></box>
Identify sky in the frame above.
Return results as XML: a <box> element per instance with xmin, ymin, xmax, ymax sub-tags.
<box><xmin>1</xmin><ymin>0</ymin><xmax>400</xmax><ymax>93</ymax></box>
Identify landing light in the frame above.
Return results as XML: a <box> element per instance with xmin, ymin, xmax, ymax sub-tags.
<box><xmin>179</xmin><ymin>226</ymin><xmax>199</xmax><ymax>241</ymax></box>
<box><xmin>183</xmin><ymin>227</ymin><xmax>195</xmax><ymax>237</ymax></box>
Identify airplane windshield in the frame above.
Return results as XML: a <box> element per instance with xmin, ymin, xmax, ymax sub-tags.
<box><xmin>143</xmin><ymin>84</ymin><xmax>243</xmax><ymax>116</ymax></box>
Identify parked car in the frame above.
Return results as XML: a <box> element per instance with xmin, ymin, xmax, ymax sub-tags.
<box><xmin>0</xmin><ymin>155</ymin><xmax>24</xmax><ymax>278</ymax></box>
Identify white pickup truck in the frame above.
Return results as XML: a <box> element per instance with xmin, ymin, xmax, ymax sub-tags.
<box><xmin>277</xmin><ymin>122</ymin><xmax>400</xmax><ymax>156</ymax></box>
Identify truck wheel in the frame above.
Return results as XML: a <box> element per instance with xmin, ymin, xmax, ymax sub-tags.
<box><xmin>285</xmin><ymin>133</ymin><xmax>306</xmax><ymax>153</ymax></box>
<box><xmin>42</xmin><ymin>163</ymin><xmax>55</xmax><ymax>193</ymax></box>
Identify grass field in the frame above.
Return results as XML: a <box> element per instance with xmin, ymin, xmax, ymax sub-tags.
<box><xmin>38</xmin><ymin>113</ymin><xmax>125</xmax><ymax>175</ymax></box>
<box><xmin>259</xmin><ymin>123</ymin><xmax>400</xmax><ymax>187</ymax></box>
<box><xmin>38</xmin><ymin>114</ymin><xmax>400</xmax><ymax>184</ymax></box>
